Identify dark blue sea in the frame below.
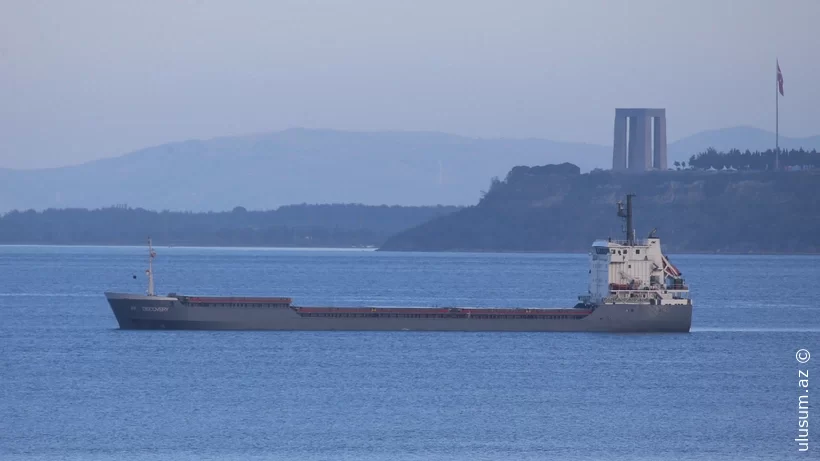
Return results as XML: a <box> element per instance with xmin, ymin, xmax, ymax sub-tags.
<box><xmin>1</xmin><ymin>246</ymin><xmax>818</xmax><ymax>461</ymax></box>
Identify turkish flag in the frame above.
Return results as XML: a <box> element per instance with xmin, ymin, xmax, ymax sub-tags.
<box><xmin>777</xmin><ymin>61</ymin><xmax>784</xmax><ymax>96</ymax></box>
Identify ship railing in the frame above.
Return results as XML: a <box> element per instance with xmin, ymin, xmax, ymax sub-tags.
<box><xmin>666</xmin><ymin>285</ymin><xmax>690</xmax><ymax>291</ymax></box>
<box><xmin>608</xmin><ymin>239</ymin><xmax>649</xmax><ymax>246</ymax></box>
<box><xmin>610</xmin><ymin>286</ymin><xmax>666</xmax><ymax>292</ymax></box>
<box><xmin>603</xmin><ymin>290</ymin><xmax>663</xmax><ymax>302</ymax></box>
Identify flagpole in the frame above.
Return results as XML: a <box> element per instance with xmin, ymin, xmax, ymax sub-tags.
<box><xmin>776</xmin><ymin>63</ymin><xmax>779</xmax><ymax>171</ymax></box>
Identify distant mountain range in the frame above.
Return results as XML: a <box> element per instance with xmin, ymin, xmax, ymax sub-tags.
<box><xmin>1</xmin><ymin>126</ymin><xmax>817</xmax><ymax>212</ymax></box>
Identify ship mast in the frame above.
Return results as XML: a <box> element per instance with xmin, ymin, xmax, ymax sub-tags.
<box><xmin>617</xmin><ymin>193</ymin><xmax>636</xmax><ymax>245</ymax></box>
<box><xmin>146</xmin><ymin>237</ymin><xmax>156</xmax><ymax>296</ymax></box>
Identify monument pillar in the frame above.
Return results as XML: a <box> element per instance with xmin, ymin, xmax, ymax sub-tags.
<box><xmin>653</xmin><ymin>116</ymin><xmax>667</xmax><ymax>170</ymax></box>
<box><xmin>627</xmin><ymin>116</ymin><xmax>637</xmax><ymax>170</ymax></box>
<box><xmin>612</xmin><ymin>114</ymin><xmax>627</xmax><ymax>170</ymax></box>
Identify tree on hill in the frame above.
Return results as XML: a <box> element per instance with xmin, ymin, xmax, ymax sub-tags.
<box><xmin>688</xmin><ymin>148</ymin><xmax>819</xmax><ymax>170</ymax></box>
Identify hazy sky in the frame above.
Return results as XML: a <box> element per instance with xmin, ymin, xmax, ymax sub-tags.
<box><xmin>1</xmin><ymin>0</ymin><xmax>818</xmax><ymax>169</ymax></box>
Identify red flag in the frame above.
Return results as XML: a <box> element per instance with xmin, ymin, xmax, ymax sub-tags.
<box><xmin>777</xmin><ymin>61</ymin><xmax>784</xmax><ymax>96</ymax></box>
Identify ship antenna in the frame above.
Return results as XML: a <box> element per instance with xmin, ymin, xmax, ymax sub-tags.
<box><xmin>146</xmin><ymin>237</ymin><xmax>156</xmax><ymax>296</ymax></box>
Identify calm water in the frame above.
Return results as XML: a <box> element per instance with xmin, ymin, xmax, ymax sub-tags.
<box><xmin>1</xmin><ymin>246</ymin><xmax>818</xmax><ymax>461</ymax></box>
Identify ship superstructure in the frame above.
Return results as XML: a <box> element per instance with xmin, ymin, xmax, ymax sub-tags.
<box><xmin>582</xmin><ymin>194</ymin><xmax>690</xmax><ymax>308</ymax></box>
<box><xmin>104</xmin><ymin>195</ymin><xmax>692</xmax><ymax>332</ymax></box>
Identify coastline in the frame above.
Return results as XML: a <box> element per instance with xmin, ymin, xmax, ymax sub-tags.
<box><xmin>0</xmin><ymin>243</ymin><xmax>817</xmax><ymax>256</ymax></box>
<box><xmin>378</xmin><ymin>248</ymin><xmax>820</xmax><ymax>256</ymax></box>
<box><xmin>0</xmin><ymin>243</ymin><xmax>377</xmax><ymax>251</ymax></box>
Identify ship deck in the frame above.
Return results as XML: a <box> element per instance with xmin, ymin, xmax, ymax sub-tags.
<box><xmin>295</xmin><ymin>306</ymin><xmax>593</xmax><ymax>320</ymax></box>
<box><xmin>173</xmin><ymin>295</ymin><xmax>594</xmax><ymax>320</ymax></box>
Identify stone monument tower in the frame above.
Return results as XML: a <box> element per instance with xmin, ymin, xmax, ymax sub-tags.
<box><xmin>612</xmin><ymin>108</ymin><xmax>667</xmax><ymax>171</ymax></box>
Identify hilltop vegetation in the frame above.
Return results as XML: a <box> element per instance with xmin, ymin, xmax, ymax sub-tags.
<box><xmin>0</xmin><ymin>204</ymin><xmax>460</xmax><ymax>247</ymax></box>
<box><xmin>665</xmin><ymin>126</ymin><xmax>820</xmax><ymax>165</ymax></box>
<box><xmin>687</xmin><ymin>148</ymin><xmax>819</xmax><ymax>170</ymax></box>
<box><xmin>380</xmin><ymin>163</ymin><xmax>820</xmax><ymax>253</ymax></box>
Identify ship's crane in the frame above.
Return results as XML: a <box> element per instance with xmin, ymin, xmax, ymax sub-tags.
<box><xmin>146</xmin><ymin>237</ymin><xmax>156</xmax><ymax>296</ymax></box>
<box><xmin>617</xmin><ymin>193</ymin><xmax>637</xmax><ymax>245</ymax></box>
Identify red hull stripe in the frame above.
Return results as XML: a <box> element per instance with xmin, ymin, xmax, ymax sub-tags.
<box><xmin>297</xmin><ymin>307</ymin><xmax>592</xmax><ymax>316</ymax></box>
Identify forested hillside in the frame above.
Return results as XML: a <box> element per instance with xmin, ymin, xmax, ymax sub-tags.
<box><xmin>0</xmin><ymin>204</ymin><xmax>460</xmax><ymax>247</ymax></box>
<box><xmin>380</xmin><ymin>164</ymin><xmax>820</xmax><ymax>253</ymax></box>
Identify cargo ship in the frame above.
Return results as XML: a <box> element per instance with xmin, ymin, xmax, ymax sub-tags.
<box><xmin>105</xmin><ymin>195</ymin><xmax>692</xmax><ymax>332</ymax></box>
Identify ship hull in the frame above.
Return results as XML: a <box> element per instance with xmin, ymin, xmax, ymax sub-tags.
<box><xmin>105</xmin><ymin>293</ymin><xmax>692</xmax><ymax>333</ymax></box>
